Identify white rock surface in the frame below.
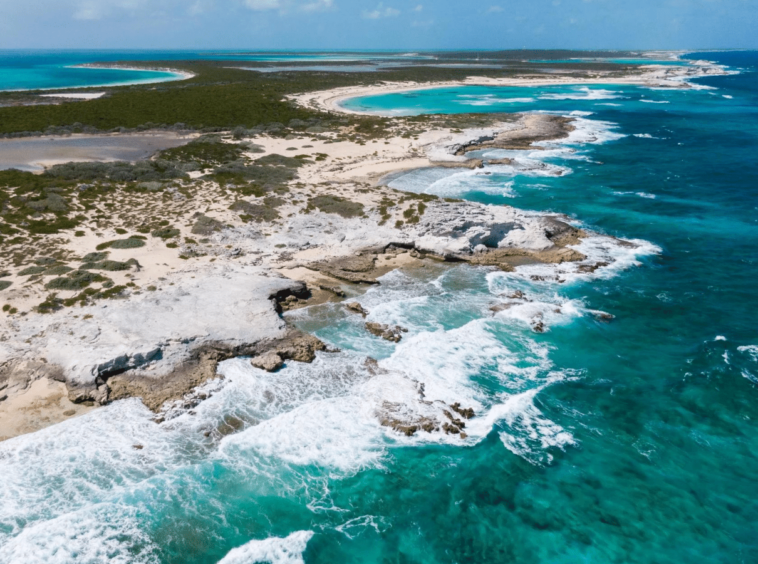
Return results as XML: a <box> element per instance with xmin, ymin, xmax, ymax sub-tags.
<box><xmin>0</xmin><ymin>265</ymin><xmax>297</xmax><ymax>393</ymax></box>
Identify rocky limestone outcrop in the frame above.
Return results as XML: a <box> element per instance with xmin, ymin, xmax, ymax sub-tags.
<box><xmin>0</xmin><ymin>266</ymin><xmax>327</xmax><ymax>412</ymax></box>
<box><xmin>345</xmin><ymin>302</ymin><xmax>369</xmax><ymax>317</ymax></box>
<box><xmin>365</xmin><ymin>322</ymin><xmax>408</xmax><ymax>343</ymax></box>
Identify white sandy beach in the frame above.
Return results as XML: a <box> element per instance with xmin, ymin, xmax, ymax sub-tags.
<box><xmin>289</xmin><ymin>61</ymin><xmax>729</xmax><ymax>116</ymax></box>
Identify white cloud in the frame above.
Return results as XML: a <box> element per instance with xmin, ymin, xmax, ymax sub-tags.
<box><xmin>244</xmin><ymin>0</ymin><xmax>281</xmax><ymax>9</ymax></box>
<box><xmin>300</xmin><ymin>0</ymin><xmax>332</xmax><ymax>11</ymax></box>
<box><xmin>486</xmin><ymin>5</ymin><xmax>504</xmax><ymax>12</ymax></box>
<box><xmin>243</xmin><ymin>0</ymin><xmax>332</xmax><ymax>12</ymax></box>
<box><xmin>413</xmin><ymin>4</ymin><xmax>422</xmax><ymax>11</ymax></box>
<box><xmin>188</xmin><ymin>0</ymin><xmax>212</xmax><ymax>15</ymax></box>
<box><xmin>72</xmin><ymin>0</ymin><xmax>147</xmax><ymax>21</ymax></box>
<box><xmin>363</xmin><ymin>2</ymin><xmax>400</xmax><ymax>18</ymax></box>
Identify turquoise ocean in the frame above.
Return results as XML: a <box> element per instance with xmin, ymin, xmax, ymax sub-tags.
<box><xmin>1</xmin><ymin>51</ymin><xmax>758</xmax><ymax>563</ymax></box>
<box><xmin>0</xmin><ymin>50</ymin><xmax>431</xmax><ymax>91</ymax></box>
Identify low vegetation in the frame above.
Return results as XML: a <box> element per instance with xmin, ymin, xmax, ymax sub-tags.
<box><xmin>307</xmin><ymin>195</ymin><xmax>365</xmax><ymax>218</ymax></box>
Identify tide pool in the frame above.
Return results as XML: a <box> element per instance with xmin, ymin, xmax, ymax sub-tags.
<box><xmin>1</xmin><ymin>51</ymin><xmax>757</xmax><ymax>563</ymax></box>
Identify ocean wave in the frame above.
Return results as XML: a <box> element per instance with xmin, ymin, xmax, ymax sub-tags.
<box><xmin>0</xmin><ymin>504</ymin><xmax>159</xmax><ymax>564</ymax></box>
<box><xmin>0</xmin><ymin>398</ymin><xmax>196</xmax><ymax>545</ymax></box>
<box><xmin>614</xmin><ymin>190</ymin><xmax>657</xmax><ymax>199</ymax></box>
<box><xmin>539</xmin><ymin>87</ymin><xmax>624</xmax><ymax>101</ymax></box>
<box><xmin>390</xmin><ymin>114</ymin><xmax>625</xmax><ymax>202</ymax></box>
<box><xmin>217</xmin><ymin>531</ymin><xmax>314</xmax><ymax>564</ymax></box>
<box><xmin>496</xmin><ymin>387</ymin><xmax>576</xmax><ymax>464</ymax></box>
<box><xmin>456</xmin><ymin>94</ymin><xmax>537</xmax><ymax>106</ymax></box>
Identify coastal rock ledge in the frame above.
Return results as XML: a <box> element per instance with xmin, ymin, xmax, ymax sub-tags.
<box><xmin>0</xmin><ymin>267</ymin><xmax>326</xmax><ymax>414</ymax></box>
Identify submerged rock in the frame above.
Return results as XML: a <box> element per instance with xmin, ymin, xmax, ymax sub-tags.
<box><xmin>346</xmin><ymin>302</ymin><xmax>369</xmax><ymax>317</ymax></box>
<box><xmin>318</xmin><ymin>284</ymin><xmax>346</xmax><ymax>297</ymax></box>
<box><xmin>365</xmin><ymin>322</ymin><xmax>407</xmax><ymax>343</ymax></box>
<box><xmin>251</xmin><ymin>352</ymin><xmax>284</xmax><ymax>372</ymax></box>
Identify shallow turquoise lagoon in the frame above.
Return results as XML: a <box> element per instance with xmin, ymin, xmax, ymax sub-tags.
<box><xmin>1</xmin><ymin>51</ymin><xmax>757</xmax><ymax>563</ymax></box>
<box><xmin>0</xmin><ymin>50</ymin><xmax>431</xmax><ymax>91</ymax></box>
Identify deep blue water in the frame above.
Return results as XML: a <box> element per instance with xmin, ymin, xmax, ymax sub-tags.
<box><xmin>1</xmin><ymin>52</ymin><xmax>757</xmax><ymax>564</ymax></box>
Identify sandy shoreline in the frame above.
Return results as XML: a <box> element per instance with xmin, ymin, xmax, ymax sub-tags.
<box><xmin>0</xmin><ymin>65</ymin><xmax>195</xmax><ymax>94</ymax></box>
<box><xmin>289</xmin><ymin>60</ymin><xmax>729</xmax><ymax>116</ymax></box>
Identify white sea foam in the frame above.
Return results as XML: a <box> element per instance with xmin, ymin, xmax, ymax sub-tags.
<box><xmin>723</xmin><ymin>95</ymin><xmax>733</xmax><ymax>99</ymax></box>
<box><xmin>640</xmin><ymin>99</ymin><xmax>670</xmax><ymax>104</ymax></box>
<box><xmin>738</xmin><ymin>346</ymin><xmax>758</xmax><ymax>384</ymax></box>
<box><xmin>387</xmin><ymin>160</ymin><xmax>568</xmax><ymax>198</ymax></box>
<box><xmin>0</xmin><ymin>398</ymin><xmax>195</xmax><ymax>544</ymax></box>
<box><xmin>217</xmin><ymin>531</ymin><xmax>314</xmax><ymax>564</ymax></box>
<box><xmin>501</xmin><ymin>233</ymin><xmax>661</xmax><ymax>286</ymax></box>
<box><xmin>496</xmin><ymin>387</ymin><xmax>576</xmax><ymax>464</ymax></box>
<box><xmin>457</xmin><ymin>94</ymin><xmax>536</xmax><ymax>106</ymax></box>
<box><xmin>335</xmin><ymin>515</ymin><xmax>388</xmax><ymax>539</ymax></box>
<box><xmin>738</xmin><ymin>345</ymin><xmax>758</xmax><ymax>361</ymax></box>
<box><xmin>613</xmin><ymin>190</ymin><xmax>657</xmax><ymax>199</ymax></box>
<box><xmin>539</xmin><ymin>87</ymin><xmax>624</xmax><ymax>101</ymax></box>
<box><xmin>633</xmin><ymin>133</ymin><xmax>658</xmax><ymax>139</ymax></box>
<box><xmin>0</xmin><ymin>504</ymin><xmax>159</xmax><ymax>564</ymax></box>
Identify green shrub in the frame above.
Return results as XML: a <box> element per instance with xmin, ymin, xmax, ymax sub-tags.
<box><xmin>36</xmin><ymin>293</ymin><xmax>64</xmax><ymax>314</ymax></box>
<box><xmin>45</xmin><ymin>160</ymin><xmax>186</xmax><ymax>183</ymax></box>
<box><xmin>308</xmin><ymin>195</ymin><xmax>364</xmax><ymax>218</ymax></box>
<box><xmin>151</xmin><ymin>227</ymin><xmax>181</xmax><ymax>239</ymax></box>
<box><xmin>209</xmin><ymin>162</ymin><xmax>296</xmax><ymax>187</ymax></box>
<box><xmin>43</xmin><ymin>265</ymin><xmax>74</xmax><ymax>276</ymax></box>
<box><xmin>191</xmin><ymin>214</ymin><xmax>224</xmax><ymax>235</ymax></box>
<box><xmin>19</xmin><ymin>266</ymin><xmax>47</xmax><ymax>276</ymax></box>
<box><xmin>25</xmin><ymin>193</ymin><xmax>67</xmax><ymax>213</ymax></box>
<box><xmin>230</xmin><ymin>201</ymin><xmax>280</xmax><ymax>223</ymax></box>
<box><xmin>255</xmin><ymin>154</ymin><xmax>304</xmax><ymax>168</ymax></box>
<box><xmin>0</xmin><ymin>281</ymin><xmax>12</xmax><ymax>291</ymax></box>
<box><xmin>96</xmin><ymin>238</ymin><xmax>146</xmax><ymax>251</ymax></box>
<box><xmin>80</xmin><ymin>260</ymin><xmax>135</xmax><ymax>272</ymax></box>
<box><xmin>82</xmin><ymin>252</ymin><xmax>109</xmax><ymax>262</ymax></box>
<box><xmin>46</xmin><ymin>270</ymin><xmax>108</xmax><ymax>291</ymax></box>
<box><xmin>159</xmin><ymin>138</ymin><xmax>244</xmax><ymax>166</ymax></box>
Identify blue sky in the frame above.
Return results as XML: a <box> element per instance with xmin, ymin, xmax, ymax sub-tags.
<box><xmin>0</xmin><ymin>0</ymin><xmax>755</xmax><ymax>50</ymax></box>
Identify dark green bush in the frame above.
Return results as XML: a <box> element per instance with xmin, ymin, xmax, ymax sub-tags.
<box><xmin>80</xmin><ymin>260</ymin><xmax>134</xmax><ymax>272</ymax></box>
<box><xmin>43</xmin><ymin>265</ymin><xmax>74</xmax><ymax>276</ymax></box>
<box><xmin>191</xmin><ymin>214</ymin><xmax>224</xmax><ymax>235</ymax></box>
<box><xmin>82</xmin><ymin>252</ymin><xmax>109</xmax><ymax>262</ymax></box>
<box><xmin>230</xmin><ymin>201</ymin><xmax>280</xmax><ymax>223</ymax></box>
<box><xmin>255</xmin><ymin>154</ymin><xmax>304</xmax><ymax>168</ymax></box>
<box><xmin>46</xmin><ymin>270</ymin><xmax>107</xmax><ymax>291</ymax></box>
<box><xmin>19</xmin><ymin>266</ymin><xmax>47</xmax><ymax>276</ymax></box>
<box><xmin>45</xmin><ymin>161</ymin><xmax>187</xmax><ymax>183</ymax></box>
<box><xmin>96</xmin><ymin>238</ymin><xmax>147</xmax><ymax>251</ymax></box>
<box><xmin>151</xmin><ymin>227</ymin><xmax>181</xmax><ymax>239</ymax></box>
<box><xmin>159</xmin><ymin>138</ymin><xmax>244</xmax><ymax>166</ymax></box>
<box><xmin>308</xmin><ymin>195</ymin><xmax>364</xmax><ymax>218</ymax></box>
